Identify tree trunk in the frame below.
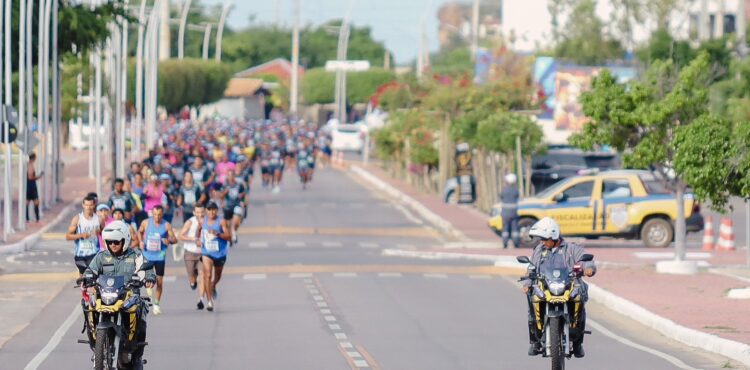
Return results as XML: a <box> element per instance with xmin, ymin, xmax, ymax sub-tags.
<box><xmin>524</xmin><ymin>154</ymin><xmax>533</xmax><ymax>196</ymax></box>
<box><xmin>438</xmin><ymin>115</ymin><xmax>450</xmax><ymax>190</ymax></box>
<box><xmin>674</xmin><ymin>185</ymin><xmax>687</xmax><ymax>261</ymax></box>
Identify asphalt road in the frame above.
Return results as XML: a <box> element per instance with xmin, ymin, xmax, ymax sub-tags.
<box><xmin>0</xmin><ymin>165</ymin><xmax>740</xmax><ymax>370</ymax></box>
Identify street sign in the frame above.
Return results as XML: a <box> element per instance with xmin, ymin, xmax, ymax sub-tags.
<box><xmin>325</xmin><ymin>60</ymin><xmax>370</xmax><ymax>72</ymax></box>
<box><xmin>0</xmin><ymin>121</ymin><xmax>17</xmax><ymax>143</ymax></box>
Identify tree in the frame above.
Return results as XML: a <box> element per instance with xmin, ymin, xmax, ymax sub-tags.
<box><xmin>552</xmin><ymin>0</ymin><xmax>624</xmax><ymax>64</ymax></box>
<box><xmin>144</xmin><ymin>59</ymin><xmax>230</xmax><ymax>112</ymax></box>
<box><xmin>300</xmin><ymin>68</ymin><xmax>396</xmax><ymax>105</ymax></box>
<box><xmin>571</xmin><ymin>53</ymin><xmax>713</xmax><ymax>263</ymax></box>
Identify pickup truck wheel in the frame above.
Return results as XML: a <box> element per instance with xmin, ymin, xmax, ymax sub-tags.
<box><xmin>641</xmin><ymin>218</ymin><xmax>673</xmax><ymax>248</ymax></box>
<box><xmin>518</xmin><ymin>218</ymin><xmax>538</xmax><ymax>248</ymax></box>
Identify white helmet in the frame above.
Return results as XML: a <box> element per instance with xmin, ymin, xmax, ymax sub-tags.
<box><xmin>505</xmin><ymin>173</ymin><xmax>517</xmax><ymax>184</ymax></box>
<box><xmin>102</xmin><ymin>221</ymin><xmax>131</xmax><ymax>252</ymax></box>
<box><xmin>528</xmin><ymin>217</ymin><xmax>560</xmax><ymax>240</ymax></box>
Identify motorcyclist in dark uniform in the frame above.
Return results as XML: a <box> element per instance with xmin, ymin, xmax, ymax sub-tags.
<box><xmin>84</xmin><ymin>221</ymin><xmax>156</xmax><ymax>367</ymax></box>
<box><xmin>521</xmin><ymin>217</ymin><xmax>596</xmax><ymax>358</ymax></box>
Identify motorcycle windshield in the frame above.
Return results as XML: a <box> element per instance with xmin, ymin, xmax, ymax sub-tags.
<box><xmin>97</xmin><ymin>275</ymin><xmax>126</xmax><ymax>294</ymax></box>
<box><xmin>539</xmin><ymin>252</ymin><xmax>570</xmax><ymax>283</ymax></box>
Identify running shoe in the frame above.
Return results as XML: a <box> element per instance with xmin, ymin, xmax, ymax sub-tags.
<box><xmin>206</xmin><ymin>301</ymin><xmax>214</xmax><ymax>312</ymax></box>
<box><xmin>152</xmin><ymin>304</ymin><xmax>162</xmax><ymax>315</ymax></box>
<box><xmin>197</xmin><ymin>299</ymin><xmax>204</xmax><ymax>310</ymax></box>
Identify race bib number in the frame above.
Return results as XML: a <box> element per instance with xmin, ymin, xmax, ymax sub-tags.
<box><xmin>204</xmin><ymin>232</ymin><xmax>219</xmax><ymax>252</ymax></box>
<box><xmin>184</xmin><ymin>191</ymin><xmax>196</xmax><ymax>205</ymax></box>
<box><xmin>113</xmin><ymin>198</ymin><xmax>126</xmax><ymax>210</ymax></box>
<box><xmin>147</xmin><ymin>233</ymin><xmax>162</xmax><ymax>252</ymax></box>
<box><xmin>229</xmin><ymin>188</ymin><xmax>239</xmax><ymax>199</ymax></box>
<box><xmin>78</xmin><ymin>238</ymin><xmax>98</xmax><ymax>255</ymax></box>
<box><xmin>299</xmin><ymin>160</ymin><xmax>308</xmax><ymax>167</ymax></box>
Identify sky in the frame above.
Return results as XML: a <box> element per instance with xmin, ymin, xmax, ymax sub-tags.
<box><xmin>200</xmin><ymin>0</ymin><xmax>445</xmax><ymax>65</ymax></box>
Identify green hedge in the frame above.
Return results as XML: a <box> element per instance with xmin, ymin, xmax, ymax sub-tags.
<box><xmin>301</xmin><ymin>67</ymin><xmax>396</xmax><ymax>104</ymax></box>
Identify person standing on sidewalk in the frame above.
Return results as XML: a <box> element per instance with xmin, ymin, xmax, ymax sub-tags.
<box><xmin>138</xmin><ymin>205</ymin><xmax>178</xmax><ymax>315</ymax></box>
<box><xmin>500</xmin><ymin>173</ymin><xmax>521</xmax><ymax>249</ymax></box>
<box><xmin>179</xmin><ymin>203</ymin><xmax>205</xmax><ymax>310</ymax></box>
<box><xmin>26</xmin><ymin>152</ymin><xmax>43</xmax><ymax>222</ymax></box>
<box><xmin>65</xmin><ymin>194</ymin><xmax>105</xmax><ymax>275</ymax></box>
<box><xmin>201</xmin><ymin>202</ymin><xmax>231</xmax><ymax>312</ymax></box>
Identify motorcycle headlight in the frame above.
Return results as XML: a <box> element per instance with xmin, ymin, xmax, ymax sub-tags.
<box><xmin>101</xmin><ymin>291</ymin><xmax>119</xmax><ymax>305</ymax></box>
<box><xmin>548</xmin><ymin>281</ymin><xmax>566</xmax><ymax>296</ymax></box>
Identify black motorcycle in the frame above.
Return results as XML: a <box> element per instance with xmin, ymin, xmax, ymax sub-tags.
<box><xmin>76</xmin><ymin>261</ymin><xmax>153</xmax><ymax>370</ymax></box>
<box><xmin>517</xmin><ymin>253</ymin><xmax>594</xmax><ymax>370</ymax></box>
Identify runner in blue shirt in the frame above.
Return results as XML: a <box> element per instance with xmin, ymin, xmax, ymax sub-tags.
<box><xmin>138</xmin><ymin>205</ymin><xmax>177</xmax><ymax>315</ymax></box>
<box><xmin>201</xmin><ymin>202</ymin><xmax>231</xmax><ymax>312</ymax></box>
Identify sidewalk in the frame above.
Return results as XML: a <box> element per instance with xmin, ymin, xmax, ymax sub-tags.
<box><xmin>0</xmin><ymin>148</ymin><xmax>102</xmax><ymax>252</ymax></box>
<box><xmin>354</xmin><ymin>162</ymin><xmax>750</xmax><ymax>364</ymax></box>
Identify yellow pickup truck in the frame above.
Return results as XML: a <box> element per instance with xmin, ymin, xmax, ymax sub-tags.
<box><xmin>488</xmin><ymin>170</ymin><xmax>704</xmax><ymax>248</ymax></box>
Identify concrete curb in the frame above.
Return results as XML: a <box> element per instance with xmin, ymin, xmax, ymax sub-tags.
<box><xmin>0</xmin><ymin>201</ymin><xmax>77</xmax><ymax>255</ymax></box>
<box><xmin>350</xmin><ymin>165</ymin><xmax>467</xmax><ymax>241</ymax></box>
<box><xmin>588</xmin><ymin>282</ymin><xmax>750</xmax><ymax>367</ymax></box>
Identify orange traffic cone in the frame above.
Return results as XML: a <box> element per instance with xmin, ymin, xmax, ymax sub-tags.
<box><xmin>702</xmin><ymin>216</ymin><xmax>714</xmax><ymax>251</ymax></box>
<box><xmin>717</xmin><ymin>217</ymin><xmax>736</xmax><ymax>251</ymax></box>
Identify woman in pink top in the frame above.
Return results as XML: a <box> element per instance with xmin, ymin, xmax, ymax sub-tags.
<box><xmin>214</xmin><ymin>152</ymin><xmax>236</xmax><ymax>185</ymax></box>
<box><xmin>96</xmin><ymin>204</ymin><xmax>114</xmax><ymax>250</ymax></box>
<box><xmin>143</xmin><ymin>174</ymin><xmax>165</xmax><ymax>213</ymax></box>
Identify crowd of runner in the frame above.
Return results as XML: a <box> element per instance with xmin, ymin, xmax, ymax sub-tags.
<box><xmin>66</xmin><ymin>117</ymin><xmax>333</xmax><ymax>313</ymax></box>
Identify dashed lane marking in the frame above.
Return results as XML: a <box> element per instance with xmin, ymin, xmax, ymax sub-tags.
<box><xmin>290</xmin><ymin>272</ymin><xmax>313</xmax><ymax>278</ymax></box>
<box><xmin>329</xmin><ymin>324</ymin><xmax>341</xmax><ymax>330</ymax></box>
<box><xmin>340</xmin><ymin>342</ymin><xmax>354</xmax><ymax>349</ymax></box>
<box><xmin>322</xmin><ymin>241</ymin><xmax>343</xmax><ymax>248</ymax></box>
<box><xmin>243</xmin><ymin>274</ymin><xmax>267</xmax><ymax>280</ymax></box>
<box><xmin>286</xmin><ymin>241</ymin><xmax>306</xmax><ymax>248</ymax></box>
<box><xmin>353</xmin><ymin>360</ymin><xmax>369</xmax><ymax>368</ymax></box>
<box><xmin>377</xmin><ymin>272</ymin><xmax>403</xmax><ymax>278</ymax></box>
<box><xmin>347</xmin><ymin>351</ymin><xmax>363</xmax><ymax>358</ymax></box>
<box><xmin>359</xmin><ymin>242</ymin><xmax>379</xmax><ymax>248</ymax></box>
<box><xmin>424</xmin><ymin>273</ymin><xmax>448</xmax><ymax>279</ymax></box>
<box><xmin>333</xmin><ymin>272</ymin><xmax>357</xmax><ymax>278</ymax></box>
<box><xmin>334</xmin><ymin>332</ymin><xmax>347</xmax><ymax>339</ymax></box>
<box><xmin>237</xmin><ymin>226</ymin><xmax>439</xmax><ymax>238</ymax></box>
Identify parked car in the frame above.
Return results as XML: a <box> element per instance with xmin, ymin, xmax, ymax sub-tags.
<box><xmin>488</xmin><ymin>170</ymin><xmax>704</xmax><ymax>248</ymax></box>
<box><xmin>531</xmin><ymin>148</ymin><xmax>620</xmax><ymax>193</ymax></box>
<box><xmin>331</xmin><ymin>123</ymin><xmax>366</xmax><ymax>152</ymax></box>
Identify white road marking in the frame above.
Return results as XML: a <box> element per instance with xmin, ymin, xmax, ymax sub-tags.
<box><xmin>320</xmin><ymin>309</ymin><xmax>332</xmax><ymax>314</ymax></box>
<box><xmin>5</xmin><ymin>255</ymin><xmax>16</xmax><ymax>263</ymax></box>
<box><xmin>248</xmin><ymin>242</ymin><xmax>269</xmax><ymax>248</ymax></box>
<box><xmin>378</xmin><ymin>272</ymin><xmax>402</xmax><ymax>278</ymax></box>
<box><xmin>329</xmin><ymin>324</ymin><xmax>341</xmax><ymax>330</ymax></box>
<box><xmin>290</xmin><ymin>273</ymin><xmax>313</xmax><ymax>278</ymax></box>
<box><xmin>359</xmin><ymin>242</ymin><xmax>379</xmax><ymax>248</ymax></box>
<box><xmin>347</xmin><ymin>351</ymin><xmax>363</xmax><ymax>358</ymax></box>
<box><xmin>41</xmin><ymin>251</ymin><xmax>48</xmax><ymax>256</ymax></box>
<box><xmin>24</xmin><ymin>304</ymin><xmax>80</xmax><ymax>370</ymax></box>
<box><xmin>340</xmin><ymin>342</ymin><xmax>353</xmax><ymax>349</ymax></box>
<box><xmin>63</xmin><ymin>262</ymin><xmax>72</xmax><ymax>266</ymax></box>
<box><xmin>469</xmin><ymin>275</ymin><xmax>492</xmax><ymax>280</ymax></box>
<box><xmin>309</xmin><ymin>289</ymin><xmax>320</xmax><ymax>294</ymax></box>
<box><xmin>55</xmin><ymin>251</ymin><xmax>62</xmax><ymax>255</ymax></box>
<box><xmin>323</xmin><ymin>241</ymin><xmax>343</xmax><ymax>248</ymax></box>
<box><xmin>396</xmin><ymin>244</ymin><xmax>416</xmax><ymax>249</ymax></box>
<box><xmin>334</xmin><ymin>332</ymin><xmax>347</xmax><ymax>340</ymax></box>
<box><xmin>324</xmin><ymin>315</ymin><xmax>337</xmax><ymax>322</ymax></box>
<box><xmin>38</xmin><ymin>261</ymin><xmax>46</xmax><ymax>265</ymax></box>
<box><xmin>317</xmin><ymin>302</ymin><xmax>328</xmax><ymax>308</ymax></box>
<box><xmin>163</xmin><ymin>276</ymin><xmax>177</xmax><ymax>283</ymax></box>
<box><xmin>28</xmin><ymin>252</ymin><xmax>37</xmax><ymax>257</ymax></box>
<box><xmin>353</xmin><ymin>359</ymin><xmax>370</xmax><ymax>368</ymax></box>
<box><xmin>633</xmin><ymin>252</ymin><xmax>712</xmax><ymax>260</ymax></box>
<box><xmin>286</xmin><ymin>241</ymin><xmax>306</xmax><ymax>248</ymax></box>
<box><xmin>51</xmin><ymin>261</ymin><xmax>58</xmax><ymax>266</ymax></box>
<box><xmin>588</xmin><ymin>319</ymin><xmax>701</xmax><ymax>370</ymax></box>
<box><xmin>392</xmin><ymin>203</ymin><xmax>424</xmax><ymax>225</ymax></box>
<box><xmin>424</xmin><ymin>273</ymin><xmax>448</xmax><ymax>279</ymax></box>
<box><xmin>243</xmin><ymin>274</ymin><xmax>268</xmax><ymax>280</ymax></box>
<box><xmin>313</xmin><ymin>295</ymin><xmax>324</xmax><ymax>301</ymax></box>
<box><xmin>333</xmin><ymin>272</ymin><xmax>357</xmax><ymax>278</ymax></box>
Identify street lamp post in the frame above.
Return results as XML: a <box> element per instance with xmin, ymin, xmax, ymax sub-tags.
<box><xmin>202</xmin><ymin>23</ymin><xmax>212</xmax><ymax>60</ymax></box>
<box><xmin>134</xmin><ymin>0</ymin><xmax>147</xmax><ymax>161</ymax></box>
<box><xmin>215</xmin><ymin>1</ymin><xmax>233</xmax><ymax>62</ymax></box>
<box><xmin>52</xmin><ymin>0</ymin><xmax>60</xmax><ymax>203</ymax></box>
<box><xmin>17</xmin><ymin>0</ymin><xmax>27</xmax><ymax>231</ymax></box>
<box><xmin>2</xmin><ymin>0</ymin><xmax>13</xmax><ymax>239</ymax></box>
<box><xmin>178</xmin><ymin>0</ymin><xmax>192</xmax><ymax>59</ymax></box>
<box><xmin>290</xmin><ymin>0</ymin><xmax>300</xmax><ymax>115</ymax></box>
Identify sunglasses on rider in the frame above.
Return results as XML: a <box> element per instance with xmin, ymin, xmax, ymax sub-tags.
<box><xmin>105</xmin><ymin>239</ymin><xmax>124</xmax><ymax>246</ymax></box>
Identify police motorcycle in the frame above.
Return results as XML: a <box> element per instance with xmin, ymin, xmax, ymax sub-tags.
<box><xmin>517</xmin><ymin>253</ymin><xmax>594</xmax><ymax>370</ymax></box>
<box><xmin>76</xmin><ymin>260</ymin><xmax>154</xmax><ymax>370</ymax></box>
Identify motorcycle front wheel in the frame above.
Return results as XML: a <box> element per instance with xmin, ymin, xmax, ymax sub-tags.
<box><xmin>94</xmin><ymin>327</ymin><xmax>115</xmax><ymax>370</ymax></box>
<box><xmin>549</xmin><ymin>316</ymin><xmax>565</xmax><ymax>370</ymax></box>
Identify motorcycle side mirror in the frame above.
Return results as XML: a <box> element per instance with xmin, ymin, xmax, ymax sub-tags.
<box><xmin>580</xmin><ymin>254</ymin><xmax>594</xmax><ymax>262</ymax></box>
<box><xmin>516</xmin><ymin>256</ymin><xmax>531</xmax><ymax>264</ymax></box>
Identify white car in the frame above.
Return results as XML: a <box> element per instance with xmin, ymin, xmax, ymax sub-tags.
<box><xmin>331</xmin><ymin>124</ymin><xmax>366</xmax><ymax>152</ymax></box>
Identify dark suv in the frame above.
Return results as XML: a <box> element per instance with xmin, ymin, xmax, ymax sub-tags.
<box><xmin>531</xmin><ymin>149</ymin><xmax>620</xmax><ymax>194</ymax></box>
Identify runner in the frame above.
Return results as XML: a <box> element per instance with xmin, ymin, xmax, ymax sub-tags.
<box><xmin>138</xmin><ymin>205</ymin><xmax>178</xmax><ymax>315</ymax></box>
<box><xmin>177</xmin><ymin>171</ymin><xmax>205</xmax><ymax>224</ymax></box>
<box><xmin>179</xmin><ymin>203</ymin><xmax>205</xmax><ymax>310</ymax></box>
<box><xmin>65</xmin><ymin>194</ymin><xmax>105</xmax><ymax>275</ymax></box>
<box><xmin>108</xmin><ymin>178</ymin><xmax>135</xmax><ymax>222</ymax></box>
<box><xmin>222</xmin><ymin>174</ymin><xmax>246</xmax><ymax>245</ymax></box>
<box><xmin>96</xmin><ymin>204</ymin><xmax>113</xmax><ymax>251</ymax></box>
<box><xmin>201</xmin><ymin>202</ymin><xmax>231</xmax><ymax>312</ymax></box>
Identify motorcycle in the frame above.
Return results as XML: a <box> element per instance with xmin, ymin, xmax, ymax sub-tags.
<box><xmin>517</xmin><ymin>253</ymin><xmax>594</xmax><ymax>370</ymax></box>
<box><xmin>76</xmin><ymin>261</ymin><xmax>153</xmax><ymax>370</ymax></box>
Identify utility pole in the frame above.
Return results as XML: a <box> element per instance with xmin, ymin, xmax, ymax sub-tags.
<box><xmin>178</xmin><ymin>0</ymin><xmax>192</xmax><ymax>59</ymax></box>
<box><xmin>470</xmin><ymin>0</ymin><xmax>479</xmax><ymax>61</ymax></box>
<box><xmin>159</xmin><ymin>0</ymin><xmax>170</xmax><ymax>60</ymax></box>
<box><xmin>290</xmin><ymin>0</ymin><xmax>300</xmax><ymax>115</ymax></box>
<box><xmin>52</xmin><ymin>0</ymin><xmax>60</xmax><ymax>203</ymax></box>
<box><xmin>120</xmin><ymin>2</ymin><xmax>129</xmax><ymax>175</ymax></box>
<box><xmin>42</xmin><ymin>0</ymin><xmax>51</xmax><ymax>209</ymax></box>
<box><xmin>134</xmin><ymin>0</ymin><xmax>147</xmax><ymax>161</ymax></box>
<box><xmin>335</xmin><ymin>22</ymin><xmax>351</xmax><ymax>123</ymax></box>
